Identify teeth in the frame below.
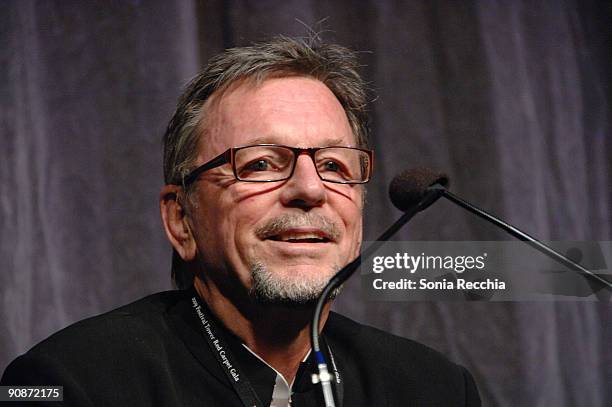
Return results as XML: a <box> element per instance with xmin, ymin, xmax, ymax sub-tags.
<box><xmin>273</xmin><ymin>233</ymin><xmax>327</xmax><ymax>242</ymax></box>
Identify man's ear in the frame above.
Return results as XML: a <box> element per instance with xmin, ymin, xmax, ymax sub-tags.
<box><xmin>160</xmin><ymin>184</ymin><xmax>197</xmax><ymax>262</ymax></box>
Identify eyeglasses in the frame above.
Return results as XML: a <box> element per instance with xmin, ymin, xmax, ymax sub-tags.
<box><xmin>180</xmin><ymin>144</ymin><xmax>374</xmax><ymax>186</ymax></box>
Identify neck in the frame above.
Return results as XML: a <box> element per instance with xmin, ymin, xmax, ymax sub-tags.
<box><xmin>193</xmin><ymin>277</ymin><xmax>331</xmax><ymax>383</ymax></box>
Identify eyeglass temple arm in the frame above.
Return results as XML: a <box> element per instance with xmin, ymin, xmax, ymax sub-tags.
<box><xmin>181</xmin><ymin>150</ymin><xmax>232</xmax><ymax>186</ymax></box>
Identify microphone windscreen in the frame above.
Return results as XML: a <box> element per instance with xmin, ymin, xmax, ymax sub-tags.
<box><xmin>389</xmin><ymin>167</ymin><xmax>449</xmax><ymax>211</ymax></box>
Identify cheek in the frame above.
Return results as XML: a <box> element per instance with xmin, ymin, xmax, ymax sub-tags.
<box><xmin>342</xmin><ymin>188</ymin><xmax>364</xmax><ymax>227</ymax></box>
<box><xmin>227</xmin><ymin>190</ymin><xmax>275</xmax><ymax>247</ymax></box>
<box><xmin>189</xmin><ymin>189</ymin><xmax>234</xmax><ymax>259</ymax></box>
<box><xmin>202</xmin><ymin>184</ymin><xmax>277</xmax><ymax>239</ymax></box>
<box><xmin>348</xmin><ymin>213</ymin><xmax>364</xmax><ymax>257</ymax></box>
<box><xmin>331</xmin><ymin>190</ymin><xmax>364</xmax><ymax>250</ymax></box>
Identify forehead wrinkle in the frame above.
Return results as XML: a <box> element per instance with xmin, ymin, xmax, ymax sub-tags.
<box><xmin>196</xmin><ymin>77</ymin><xmax>356</xmax><ymax>162</ymax></box>
<box><xmin>194</xmin><ymin>86</ymin><xmax>244</xmax><ymax>164</ymax></box>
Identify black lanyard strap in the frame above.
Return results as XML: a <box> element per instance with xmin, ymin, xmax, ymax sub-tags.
<box><xmin>191</xmin><ymin>295</ymin><xmax>343</xmax><ymax>407</ymax></box>
<box><xmin>191</xmin><ymin>296</ymin><xmax>264</xmax><ymax>407</ymax></box>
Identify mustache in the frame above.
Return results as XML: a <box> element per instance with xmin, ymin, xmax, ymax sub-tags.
<box><xmin>255</xmin><ymin>213</ymin><xmax>341</xmax><ymax>241</ymax></box>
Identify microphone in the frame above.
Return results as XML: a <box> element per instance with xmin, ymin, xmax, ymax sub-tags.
<box><xmin>310</xmin><ymin>168</ymin><xmax>445</xmax><ymax>407</ymax></box>
<box><xmin>389</xmin><ymin>167</ymin><xmax>449</xmax><ymax>212</ymax></box>
<box><xmin>389</xmin><ymin>167</ymin><xmax>449</xmax><ymax>211</ymax></box>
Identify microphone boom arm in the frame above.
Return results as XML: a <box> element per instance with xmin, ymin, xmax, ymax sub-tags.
<box><xmin>440</xmin><ymin>188</ymin><xmax>612</xmax><ymax>290</ymax></box>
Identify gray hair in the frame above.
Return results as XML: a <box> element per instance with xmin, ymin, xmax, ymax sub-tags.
<box><xmin>162</xmin><ymin>36</ymin><xmax>370</xmax><ymax>288</ymax></box>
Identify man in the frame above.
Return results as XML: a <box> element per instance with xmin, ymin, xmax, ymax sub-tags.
<box><xmin>2</xmin><ymin>37</ymin><xmax>480</xmax><ymax>406</ymax></box>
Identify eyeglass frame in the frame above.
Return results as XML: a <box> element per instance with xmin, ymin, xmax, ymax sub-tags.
<box><xmin>179</xmin><ymin>144</ymin><xmax>374</xmax><ymax>186</ymax></box>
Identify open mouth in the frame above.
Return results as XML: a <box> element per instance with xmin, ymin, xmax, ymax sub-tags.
<box><xmin>266</xmin><ymin>232</ymin><xmax>332</xmax><ymax>244</ymax></box>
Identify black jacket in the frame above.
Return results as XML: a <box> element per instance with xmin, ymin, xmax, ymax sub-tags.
<box><xmin>2</xmin><ymin>290</ymin><xmax>480</xmax><ymax>406</ymax></box>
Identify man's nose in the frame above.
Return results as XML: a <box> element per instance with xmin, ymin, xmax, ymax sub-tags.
<box><xmin>279</xmin><ymin>154</ymin><xmax>326</xmax><ymax>209</ymax></box>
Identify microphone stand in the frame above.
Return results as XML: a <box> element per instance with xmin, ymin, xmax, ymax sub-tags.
<box><xmin>310</xmin><ymin>186</ymin><xmax>446</xmax><ymax>407</ymax></box>
<box><xmin>311</xmin><ymin>181</ymin><xmax>611</xmax><ymax>406</ymax></box>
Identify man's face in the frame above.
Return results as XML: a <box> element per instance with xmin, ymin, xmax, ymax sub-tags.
<box><xmin>188</xmin><ymin>76</ymin><xmax>364</xmax><ymax>304</ymax></box>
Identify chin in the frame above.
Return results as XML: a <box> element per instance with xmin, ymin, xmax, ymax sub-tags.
<box><xmin>248</xmin><ymin>260</ymin><xmax>340</xmax><ymax>306</ymax></box>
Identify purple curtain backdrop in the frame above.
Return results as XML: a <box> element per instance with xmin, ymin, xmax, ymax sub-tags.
<box><xmin>1</xmin><ymin>1</ymin><xmax>610</xmax><ymax>406</ymax></box>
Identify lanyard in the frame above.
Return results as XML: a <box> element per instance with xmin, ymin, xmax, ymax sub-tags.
<box><xmin>191</xmin><ymin>296</ymin><xmax>263</xmax><ymax>407</ymax></box>
<box><xmin>190</xmin><ymin>295</ymin><xmax>343</xmax><ymax>407</ymax></box>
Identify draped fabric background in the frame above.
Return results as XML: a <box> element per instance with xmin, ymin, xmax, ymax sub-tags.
<box><xmin>1</xmin><ymin>1</ymin><xmax>610</xmax><ymax>405</ymax></box>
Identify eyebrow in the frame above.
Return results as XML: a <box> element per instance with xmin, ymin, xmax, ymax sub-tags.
<box><xmin>243</xmin><ymin>135</ymin><xmax>349</xmax><ymax>147</ymax></box>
